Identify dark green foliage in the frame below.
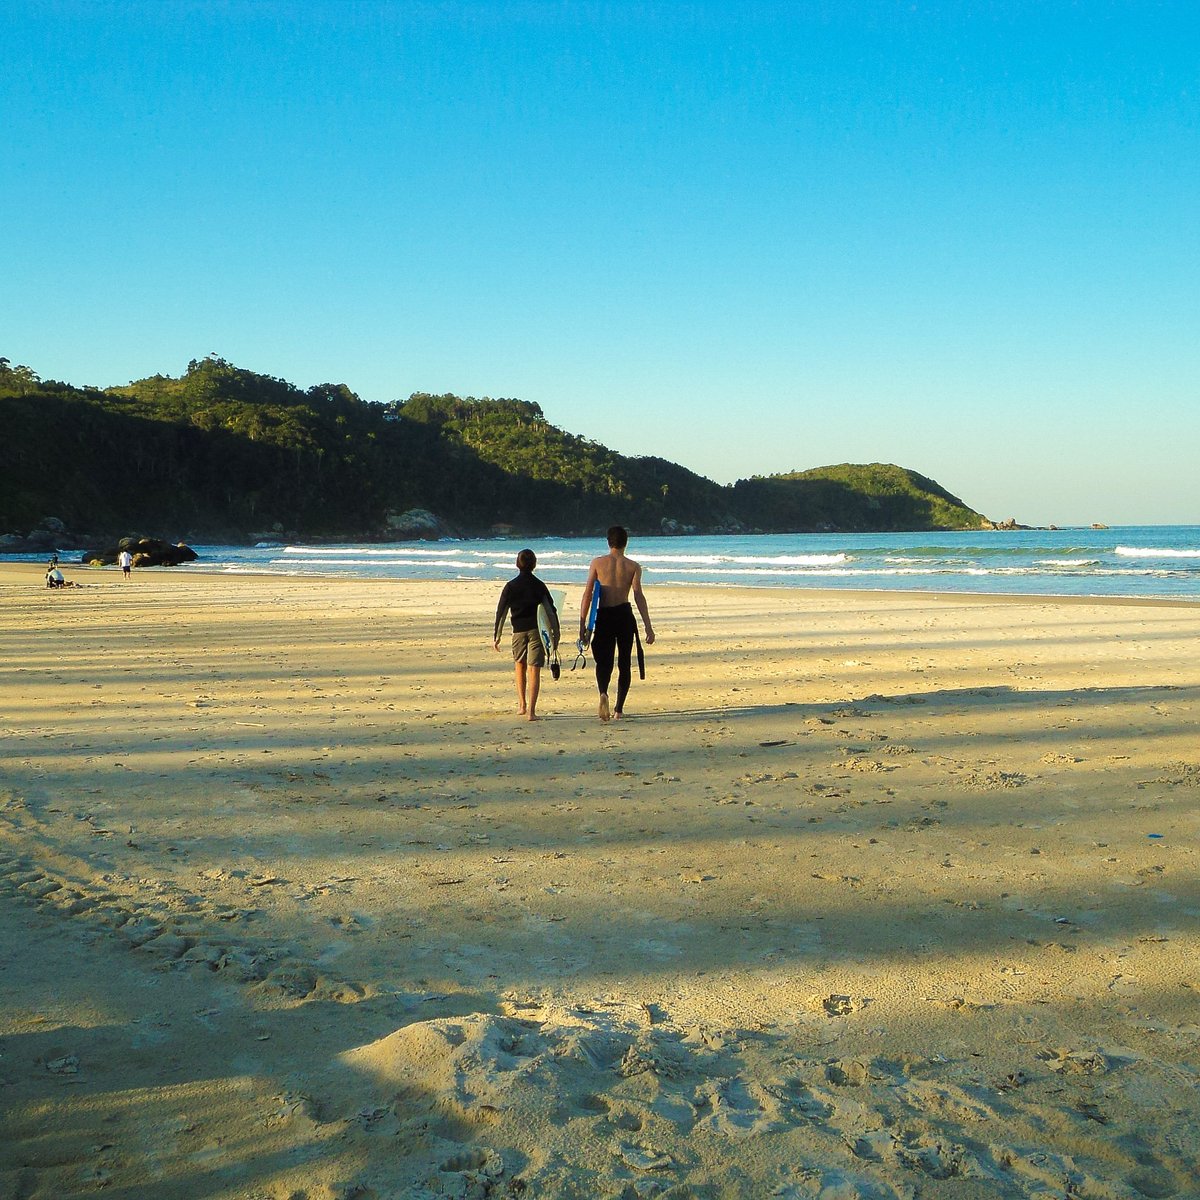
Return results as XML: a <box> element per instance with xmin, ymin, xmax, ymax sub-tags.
<box><xmin>2</xmin><ymin>356</ymin><xmax>431</xmax><ymax>537</ymax></box>
<box><xmin>392</xmin><ymin>393</ymin><xmax>733</xmax><ymax>531</ymax></box>
<box><xmin>0</xmin><ymin>355</ymin><xmax>988</xmax><ymax>538</ymax></box>
<box><xmin>732</xmin><ymin>463</ymin><xmax>988</xmax><ymax>532</ymax></box>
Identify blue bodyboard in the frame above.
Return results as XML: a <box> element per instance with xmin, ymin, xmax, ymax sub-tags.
<box><xmin>580</xmin><ymin>582</ymin><xmax>600</xmax><ymax>651</ymax></box>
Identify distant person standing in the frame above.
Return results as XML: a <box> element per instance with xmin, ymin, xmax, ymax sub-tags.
<box><xmin>494</xmin><ymin>548</ymin><xmax>559</xmax><ymax>721</ymax></box>
<box><xmin>580</xmin><ymin>526</ymin><xmax>655</xmax><ymax>721</ymax></box>
<box><xmin>118</xmin><ymin>548</ymin><xmax>133</xmax><ymax>579</ymax></box>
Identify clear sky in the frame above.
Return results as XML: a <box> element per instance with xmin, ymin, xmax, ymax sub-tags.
<box><xmin>4</xmin><ymin>1</ymin><xmax>1197</xmax><ymax>525</ymax></box>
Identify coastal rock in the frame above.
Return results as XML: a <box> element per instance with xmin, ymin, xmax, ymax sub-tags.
<box><xmin>384</xmin><ymin>508</ymin><xmax>450</xmax><ymax>540</ymax></box>
<box><xmin>660</xmin><ymin>518</ymin><xmax>698</xmax><ymax>535</ymax></box>
<box><xmin>82</xmin><ymin>538</ymin><xmax>198</xmax><ymax>568</ymax></box>
<box><xmin>0</xmin><ymin>520</ymin><xmax>91</xmax><ymax>553</ymax></box>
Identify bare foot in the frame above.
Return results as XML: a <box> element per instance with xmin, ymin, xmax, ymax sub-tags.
<box><xmin>598</xmin><ymin>694</ymin><xmax>610</xmax><ymax>722</ymax></box>
<box><xmin>517</xmin><ymin>707</ymin><xmax>527</xmax><ymax>716</ymax></box>
<box><xmin>526</xmin><ymin>712</ymin><xmax>540</xmax><ymax>722</ymax></box>
<box><xmin>613</xmin><ymin>710</ymin><xmax>623</xmax><ymax>720</ymax></box>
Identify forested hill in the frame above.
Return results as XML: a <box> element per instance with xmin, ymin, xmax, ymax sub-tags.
<box><xmin>0</xmin><ymin>355</ymin><xmax>990</xmax><ymax>541</ymax></box>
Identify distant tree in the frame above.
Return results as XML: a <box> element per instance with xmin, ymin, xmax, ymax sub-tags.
<box><xmin>0</xmin><ymin>358</ymin><xmax>41</xmax><ymax>395</ymax></box>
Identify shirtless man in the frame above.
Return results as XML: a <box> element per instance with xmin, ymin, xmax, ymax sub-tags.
<box><xmin>580</xmin><ymin>526</ymin><xmax>655</xmax><ymax>721</ymax></box>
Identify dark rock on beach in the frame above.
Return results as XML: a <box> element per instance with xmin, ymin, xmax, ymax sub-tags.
<box><xmin>82</xmin><ymin>538</ymin><xmax>199</xmax><ymax>568</ymax></box>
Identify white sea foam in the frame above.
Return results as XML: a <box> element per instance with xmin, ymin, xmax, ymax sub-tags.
<box><xmin>282</xmin><ymin>545</ymin><xmax>465</xmax><ymax>557</ymax></box>
<box><xmin>157</xmin><ymin>530</ymin><xmax>1199</xmax><ymax>601</ymax></box>
<box><xmin>735</xmin><ymin>553</ymin><xmax>852</xmax><ymax>566</ymax></box>
<box><xmin>659</xmin><ymin>566</ymin><xmax>950</xmax><ymax>578</ymax></box>
<box><xmin>220</xmin><ymin>566</ymin><xmax>340</xmax><ymax>576</ymax></box>
<box><xmin>640</xmin><ymin>552</ymin><xmax>851</xmax><ymax>567</ymax></box>
<box><xmin>1115</xmin><ymin>545</ymin><xmax>1200</xmax><ymax>558</ymax></box>
<box><xmin>271</xmin><ymin>557</ymin><xmax>483</xmax><ymax>569</ymax></box>
<box><xmin>632</xmin><ymin>554</ymin><xmax>724</xmax><ymax>565</ymax></box>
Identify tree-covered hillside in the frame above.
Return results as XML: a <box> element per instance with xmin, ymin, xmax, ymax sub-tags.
<box><xmin>392</xmin><ymin>393</ymin><xmax>733</xmax><ymax>532</ymax></box>
<box><xmin>1</xmin><ymin>355</ymin><xmax>990</xmax><ymax>540</ymax></box>
<box><xmin>732</xmin><ymin>463</ymin><xmax>986</xmax><ymax>532</ymax></box>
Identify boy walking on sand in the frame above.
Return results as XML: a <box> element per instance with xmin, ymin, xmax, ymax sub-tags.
<box><xmin>580</xmin><ymin>526</ymin><xmax>655</xmax><ymax>721</ymax></box>
<box><xmin>494</xmin><ymin>549</ymin><xmax>558</xmax><ymax>721</ymax></box>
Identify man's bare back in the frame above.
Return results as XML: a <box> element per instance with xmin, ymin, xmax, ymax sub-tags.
<box><xmin>580</xmin><ymin>545</ymin><xmax>655</xmax><ymax>645</ymax></box>
<box><xmin>592</xmin><ymin>550</ymin><xmax>639</xmax><ymax>606</ymax></box>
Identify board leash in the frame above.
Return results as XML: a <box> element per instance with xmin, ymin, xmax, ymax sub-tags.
<box><xmin>571</xmin><ymin>638</ymin><xmax>590</xmax><ymax>672</ymax></box>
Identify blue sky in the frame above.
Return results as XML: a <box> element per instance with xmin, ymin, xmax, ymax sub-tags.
<box><xmin>3</xmin><ymin>1</ymin><xmax>1197</xmax><ymax>525</ymax></box>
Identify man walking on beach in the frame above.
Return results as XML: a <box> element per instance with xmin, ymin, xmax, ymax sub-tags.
<box><xmin>494</xmin><ymin>548</ymin><xmax>558</xmax><ymax>721</ymax></box>
<box><xmin>118</xmin><ymin>548</ymin><xmax>133</xmax><ymax>579</ymax></box>
<box><xmin>580</xmin><ymin>526</ymin><xmax>655</xmax><ymax>722</ymax></box>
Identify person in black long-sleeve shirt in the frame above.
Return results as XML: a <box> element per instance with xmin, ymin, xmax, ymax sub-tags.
<box><xmin>494</xmin><ymin>548</ymin><xmax>558</xmax><ymax>721</ymax></box>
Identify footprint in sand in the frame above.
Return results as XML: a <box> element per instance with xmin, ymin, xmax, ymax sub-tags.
<box><xmin>780</xmin><ymin>1082</ymin><xmax>836</xmax><ymax>1123</ymax></box>
<box><xmin>991</xmin><ymin>1145</ymin><xmax>1155</xmax><ymax>1199</ymax></box>
<box><xmin>892</xmin><ymin>1133</ymin><xmax>986</xmax><ymax>1182</ymax></box>
<box><xmin>691</xmin><ymin>1076</ymin><xmax>787</xmax><ymax>1136</ymax></box>
<box><xmin>607</xmin><ymin>1106</ymin><xmax>645</xmax><ymax>1133</ymax></box>
<box><xmin>616</xmin><ymin>1141</ymin><xmax>673</xmax><ymax>1171</ymax></box>
<box><xmin>892</xmin><ymin>1080</ymin><xmax>998</xmax><ymax>1124</ymax></box>
<box><xmin>777</xmin><ymin>1167</ymin><xmax>915</xmax><ymax>1199</ymax></box>
<box><xmin>825</xmin><ymin>1060</ymin><xmax>871</xmax><ymax>1087</ymax></box>
<box><xmin>1035</xmin><ymin>1047</ymin><xmax>1114</xmax><ymax>1075</ymax></box>
<box><xmin>0</xmin><ymin>842</ymin><xmax>370</xmax><ymax>1003</ymax></box>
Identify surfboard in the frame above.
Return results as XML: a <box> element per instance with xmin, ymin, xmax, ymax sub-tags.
<box><xmin>538</xmin><ymin>589</ymin><xmax>565</xmax><ymax>666</ymax></box>
<box><xmin>579</xmin><ymin>581</ymin><xmax>600</xmax><ymax>651</ymax></box>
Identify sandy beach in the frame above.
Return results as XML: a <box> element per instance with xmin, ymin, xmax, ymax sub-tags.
<box><xmin>2</xmin><ymin>560</ymin><xmax>1198</xmax><ymax>1200</ymax></box>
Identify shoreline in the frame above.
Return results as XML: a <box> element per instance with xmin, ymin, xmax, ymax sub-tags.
<box><xmin>6</xmin><ymin>557</ymin><xmax>1199</xmax><ymax>609</ymax></box>
<box><xmin>3</xmin><ymin>566</ymin><xmax>1199</xmax><ymax>1197</ymax></box>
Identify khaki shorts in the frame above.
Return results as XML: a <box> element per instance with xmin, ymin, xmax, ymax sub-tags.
<box><xmin>512</xmin><ymin>629</ymin><xmax>546</xmax><ymax>667</ymax></box>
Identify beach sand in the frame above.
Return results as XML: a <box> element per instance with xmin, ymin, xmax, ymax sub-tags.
<box><xmin>2</xmin><ymin>560</ymin><xmax>1198</xmax><ymax>1199</ymax></box>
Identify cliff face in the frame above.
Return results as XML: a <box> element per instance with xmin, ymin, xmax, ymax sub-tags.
<box><xmin>0</xmin><ymin>357</ymin><xmax>989</xmax><ymax>540</ymax></box>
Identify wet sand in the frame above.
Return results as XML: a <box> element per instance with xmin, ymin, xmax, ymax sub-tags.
<box><xmin>2</xmin><ymin>561</ymin><xmax>1198</xmax><ymax>1199</ymax></box>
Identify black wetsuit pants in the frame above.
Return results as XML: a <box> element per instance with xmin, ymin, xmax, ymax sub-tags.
<box><xmin>592</xmin><ymin>603</ymin><xmax>637</xmax><ymax>713</ymax></box>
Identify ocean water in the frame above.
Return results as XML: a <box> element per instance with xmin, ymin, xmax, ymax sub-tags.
<box><xmin>68</xmin><ymin>526</ymin><xmax>1200</xmax><ymax>601</ymax></box>
<box><xmin>11</xmin><ymin>527</ymin><xmax>1199</xmax><ymax>600</ymax></box>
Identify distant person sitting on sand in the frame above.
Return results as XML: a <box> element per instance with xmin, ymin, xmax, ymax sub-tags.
<box><xmin>494</xmin><ymin>549</ymin><xmax>559</xmax><ymax>721</ymax></box>
<box><xmin>580</xmin><ymin>525</ymin><xmax>655</xmax><ymax>722</ymax></box>
<box><xmin>118</xmin><ymin>548</ymin><xmax>133</xmax><ymax>578</ymax></box>
<box><xmin>46</xmin><ymin>566</ymin><xmax>65</xmax><ymax>588</ymax></box>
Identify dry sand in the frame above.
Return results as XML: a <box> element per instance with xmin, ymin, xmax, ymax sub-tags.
<box><xmin>1</xmin><ymin>560</ymin><xmax>1199</xmax><ymax>1200</ymax></box>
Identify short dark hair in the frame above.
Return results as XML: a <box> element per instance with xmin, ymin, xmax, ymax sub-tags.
<box><xmin>607</xmin><ymin>525</ymin><xmax>628</xmax><ymax>549</ymax></box>
<box><xmin>516</xmin><ymin>548</ymin><xmax>537</xmax><ymax>571</ymax></box>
